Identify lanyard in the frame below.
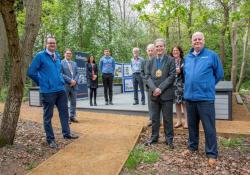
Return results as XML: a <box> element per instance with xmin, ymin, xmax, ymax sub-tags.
<box><xmin>156</xmin><ymin>58</ymin><xmax>162</xmax><ymax>69</ymax></box>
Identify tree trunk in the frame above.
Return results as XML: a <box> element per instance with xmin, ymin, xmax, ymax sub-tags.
<box><xmin>21</xmin><ymin>0</ymin><xmax>42</xmax><ymax>81</ymax></box>
<box><xmin>230</xmin><ymin>0</ymin><xmax>238</xmax><ymax>92</ymax></box>
<box><xmin>187</xmin><ymin>0</ymin><xmax>193</xmax><ymax>39</ymax></box>
<box><xmin>236</xmin><ymin>19</ymin><xmax>250</xmax><ymax>92</ymax></box>
<box><xmin>218</xmin><ymin>0</ymin><xmax>229</xmax><ymax>67</ymax></box>
<box><xmin>0</xmin><ymin>14</ymin><xmax>9</xmax><ymax>91</ymax></box>
<box><xmin>0</xmin><ymin>0</ymin><xmax>42</xmax><ymax>147</ymax></box>
<box><xmin>107</xmin><ymin>0</ymin><xmax>112</xmax><ymax>44</ymax></box>
<box><xmin>78</xmin><ymin>0</ymin><xmax>84</xmax><ymax>50</ymax></box>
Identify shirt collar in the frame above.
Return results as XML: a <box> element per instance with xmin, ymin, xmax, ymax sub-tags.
<box><xmin>46</xmin><ymin>48</ymin><xmax>55</xmax><ymax>56</ymax></box>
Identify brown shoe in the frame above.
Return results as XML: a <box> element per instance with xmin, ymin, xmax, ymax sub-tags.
<box><xmin>208</xmin><ymin>158</ymin><xmax>217</xmax><ymax>167</ymax></box>
<box><xmin>182</xmin><ymin>149</ymin><xmax>192</xmax><ymax>157</ymax></box>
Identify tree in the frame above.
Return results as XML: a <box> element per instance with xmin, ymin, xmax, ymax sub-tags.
<box><xmin>0</xmin><ymin>0</ymin><xmax>42</xmax><ymax>147</ymax></box>
<box><xmin>236</xmin><ymin>0</ymin><xmax>250</xmax><ymax>92</ymax></box>
<box><xmin>230</xmin><ymin>0</ymin><xmax>238</xmax><ymax>92</ymax></box>
<box><xmin>217</xmin><ymin>0</ymin><xmax>230</xmax><ymax>66</ymax></box>
<box><xmin>0</xmin><ymin>14</ymin><xmax>8</xmax><ymax>91</ymax></box>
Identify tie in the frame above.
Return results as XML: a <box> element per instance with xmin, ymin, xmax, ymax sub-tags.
<box><xmin>51</xmin><ymin>53</ymin><xmax>56</xmax><ymax>62</ymax></box>
<box><xmin>68</xmin><ymin>61</ymin><xmax>73</xmax><ymax>77</ymax></box>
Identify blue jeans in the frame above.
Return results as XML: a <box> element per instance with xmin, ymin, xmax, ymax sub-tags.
<box><xmin>41</xmin><ymin>90</ymin><xmax>71</xmax><ymax>143</ymax></box>
<box><xmin>65</xmin><ymin>86</ymin><xmax>77</xmax><ymax>119</ymax></box>
<box><xmin>186</xmin><ymin>101</ymin><xmax>218</xmax><ymax>159</ymax></box>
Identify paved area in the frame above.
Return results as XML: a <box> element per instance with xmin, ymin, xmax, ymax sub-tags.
<box><xmin>0</xmin><ymin>92</ymin><xmax>249</xmax><ymax>175</ymax></box>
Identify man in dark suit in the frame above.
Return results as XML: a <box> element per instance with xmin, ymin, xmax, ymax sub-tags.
<box><xmin>61</xmin><ymin>49</ymin><xmax>79</xmax><ymax>123</ymax></box>
<box><xmin>145</xmin><ymin>38</ymin><xmax>176</xmax><ymax>149</ymax></box>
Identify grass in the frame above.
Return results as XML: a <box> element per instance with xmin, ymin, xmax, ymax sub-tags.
<box><xmin>220</xmin><ymin>137</ymin><xmax>244</xmax><ymax>148</ymax></box>
<box><xmin>125</xmin><ymin>144</ymin><xmax>159</xmax><ymax>170</ymax></box>
<box><xmin>25</xmin><ymin>161</ymin><xmax>37</xmax><ymax>171</ymax></box>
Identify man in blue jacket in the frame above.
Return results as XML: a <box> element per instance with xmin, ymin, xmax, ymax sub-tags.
<box><xmin>99</xmin><ymin>48</ymin><xmax>115</xmax><ymax>105</ymax></box>
<box><xmin>182</xmin><ymin>32</ymin><xmax>224</xmax><ymax>166</ymax></box>
<box><xmin>28</xmin><ymin>37</ymin><xmax>78</xmax><ymax>149</ymax></box>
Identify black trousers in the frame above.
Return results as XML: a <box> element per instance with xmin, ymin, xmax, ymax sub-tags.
<box><xmin>150</xmin><ymin>100</ymin><xmax>174</xmax><ymax>144</ymax></box>
<box><xmin>89</xmin><ymin>88</ymin><xmax>97</xmax><ymax>103</ymax></box>
<box><xmin>102</xmin><ymin>73</ymin><xmax>113</xmax><ymax>102</ymax></box>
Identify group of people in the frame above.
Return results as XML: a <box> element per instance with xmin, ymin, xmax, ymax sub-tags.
<box><xmin>141</xmin><ymin>32</ymin><xmax>223</xmax><ymax>167</ymax></box>
<box><xmin>27</xmin><ymin>36</ymin><xmax>116</xmax><ymax>148</ymax></box>
<box><xmin>27</xmin><ymin>31</ymin><xmax>224</xmax><ymax>167</ymax></box>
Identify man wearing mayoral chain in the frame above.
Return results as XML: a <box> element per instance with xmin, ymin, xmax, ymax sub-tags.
<box><xmin>145</xmin><ymin>38</ymin><xmax>176</xmax><ymax>149</ymax></box>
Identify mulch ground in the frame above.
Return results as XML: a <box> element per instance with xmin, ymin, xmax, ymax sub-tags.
<box><xmin>121</xmin><ymin>127</ymin><xmax>250</xmax><ymax>175</ymax></box>
<box><xmin>0</xmin><ymin>113</ymin><xmax>73</xmax><ymax>175</ymax></box>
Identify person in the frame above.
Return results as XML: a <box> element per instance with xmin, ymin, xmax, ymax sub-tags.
<box><xmin>86</xmin><ymin>55</ymin><xmax>98</xmax><ymax>106</ymax></box>
<box><xmin>141</xmin><ymin>44</ymin><xmax>156</xmax><ymax>126</ymax></box>
<box><xmin>171</xmin><ymin>46</ymin><xmax>188</xmax><ymax>129</ymax></box>
<box><xmin>182</xmin><ymin>32</ymin><xmax>224</xmax><ymax>167</ymax></box>
<box><xmin>145</xmin><ymin>38</ymin><xmax>176</xmax><ymax>149</ymax></box>
<box><xmin>27</xmin><ymin>36</ymin><xmax>79</xmax><ymax>149</ymax></box>
<box><xmin>61</xmin><ymin>49</ymin><xmax>79</xmax><ymax>123</ymax></box>
<box><xmin>131</xmin><ymin>47</ymin><xmax>145</xmax><ymax>105</ymax></box>
<box><xmin>99</xmin><ymin>48</ymin><xmax>115</xmax><ymax>105</ymax></box>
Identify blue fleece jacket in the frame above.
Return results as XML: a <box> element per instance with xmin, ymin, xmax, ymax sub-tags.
<box><xmin>27</xmin><ymin>50</ymin><xmax>65</xmax><ymax>93</ymax></box>
<box><xmin>99</xmin><ymin>56</ymin><xmax>115</xmax><ymax>74</ymax></box>
<box><xmin>184</xmin><ymin>48</ymin><xmax>224</xmax><ymax>101</ymax></box>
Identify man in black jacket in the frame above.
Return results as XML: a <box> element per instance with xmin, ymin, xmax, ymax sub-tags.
<box><xmin>145</xmin><ymin>38</ymin><xmax>176</xmax><ymax>149</ymax></box>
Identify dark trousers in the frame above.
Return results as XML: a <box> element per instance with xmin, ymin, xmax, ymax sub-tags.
<box><xmin>89</xmin><ymin>88</ymin><xmax>97</xmax><ymax>103</ymax></box>
<box><xmin>102</xmin><ymin>73</ymin><xmax>113</xmax><ymax>102</ymax></box>
<box><xmin>132</xmin><ymin>73</ymin><xmax>145</xmax><ymax>103</ymax></box>
<box><xmin>147</xmin><ymin>91</ymin><xmax>152</xmax><ymax>120</ymax></box>
<box><xmin>40</xmin><ymin>90</ymin><xmax>71</xmax><ymax>144</ymax></box>
<box><xmin>186</xmin><ymin>101</ymin><xmax>218</xmax><ymax>159</ymax></box>
<box><xmin>151</xmin><ymin>100</ymin><xmax>174</xmax><ymax>144</ymax></box>
<box><xmin>65</xmin><ymin>86</ymin><xmax>77</xmax><ymax>119</ymax></box>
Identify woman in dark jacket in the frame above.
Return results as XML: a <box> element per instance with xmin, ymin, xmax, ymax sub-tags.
<box><xmin>86</xmin><ymin>55</ymin><xmax>98</xmax><ymax>106</ymax></box>
<box><xmin>171</xmin><ymin>46</ymin><xmax>188</xmax><ymax>129</ymax></box>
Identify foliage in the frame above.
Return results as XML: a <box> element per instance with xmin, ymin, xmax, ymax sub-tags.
<box><xmin>125</xmin><ymin>144</ymin><xmax>159</xmax><ymax>170</ymax></box>
<box><xmin>220</xmin><ymin>137</ymin><xmax>244</xmax><ymax>148</ymax></box>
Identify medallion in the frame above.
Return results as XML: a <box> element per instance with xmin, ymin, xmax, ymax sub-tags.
<box><xmin>156</xmin><ymin>69</ymin><xmax>162</xmax><ymax>77</ymax></box>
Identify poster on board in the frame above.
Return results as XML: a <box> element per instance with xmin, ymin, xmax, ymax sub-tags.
<box><xmin>75</xmin><ymin>52</ymin><xmax>88</xmax><ymax>99</ymax></box>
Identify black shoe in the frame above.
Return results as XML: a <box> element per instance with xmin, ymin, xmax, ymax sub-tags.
<box><xmin>90</xmin><ymin>102</ymin><xmax>93</xmax><ymax>106</ymax></box>
<box><xmin>94</xmin><ymin>102</ymin><xmax>97</xmax><ymax>106</ymax></box>
<box><xmin>64</xmin><ymin>133</ymin><xmax>79</xmax><ymax>139</ymax></box>
<box><xmin>105</xmin><ymin>101</ymin><xmax>109</xmax><ymax>105</ymax></box>
<box><xmin>70</xmin><ymin>118</ymin><xmax>79</xmax><ymax>123</ymax></box>
<box><xmin>168</xmin><ymin>143</ymin><xmax>174</xmax><ymax>149</ymax></box>
<box><xmin>133</xmin><ymin>102</ymin><xmax>139</xmax><ymax>105</ymax></box>
<box><xmin>142</xmin><ymin>102</ymin><xmax>146</xmax><ymax>105</ymax></box>
<box><xmin>147</xmin><ymin>121</ymin><xmax>152</xmax><ymax>127</ymax></box>
<box><xmin>109</xmin><ymin>101</ymin><xmax>114</xmax><ymax>105</ymax></box>
<box><xmin>145</xmin><ymin>138</ymin><xmax>158</xmax><ymax>146</ymax></box>
<box><xmin>48</xmin><ymin>140</ymin><xmax>58</xmax><ymax>149</ymax></box>
<box><xmin>166</xmin><ymin>142</ymin><xmax>174</xmax><ymax>149</ymax></box>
